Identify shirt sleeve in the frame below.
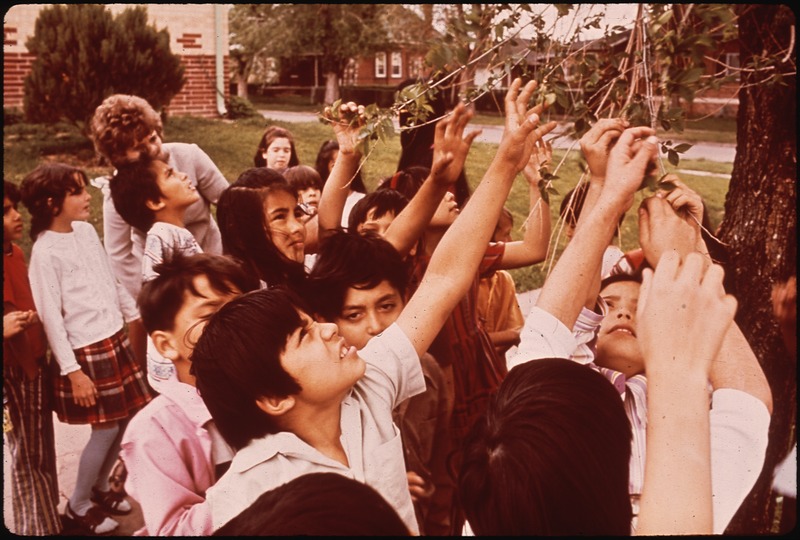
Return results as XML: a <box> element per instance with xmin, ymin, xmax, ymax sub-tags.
<box><xmin>358</xmin><ymin>323</ymin><xmax>426</xmax><ymax>411</ymax></box>
<box><xmin>507</xmin><ymin>306</ymin><xmax>576</xmax><ymax>369</ymax></box>
<box><xmin>121</xmin><ymin>412</ymin><xmax>213</xmax><ymax>535</ymax></box>
<box><xmin>102</xmin><ymin>182</ymin><xmax>145</xmax><ymax>300</ymax></box>
<box><xmin>188</xmin><ymin>144</ymin><xmax>229</xmax><ymax>204</ymax></box>
<box><xmin>142</xmin><ymin>230</ymin><xmax>167</xmax><ymax>283</ymax></box>
<box><xmin>709</xmin><ymin>388</ymin><xmax>771</xmax><ymax>534</ymax></box>
<box><xmin>28</xmin><ymin>249</ymin><xmax>80</xmax><ymax>375</ymax></box>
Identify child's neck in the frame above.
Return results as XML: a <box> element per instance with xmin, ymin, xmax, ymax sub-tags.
<box><xmin>3</xmin><ymin>240</ymin><xmax>12</xmax><ymax>254</ymax></box>
<box><xmin>49</xmin><ymin>215</ymin><xmax>76</xmax><ymax>233</ymax></box>
<box><xmin>174</xmin><ymin>359</ymin><xmax>196</xmax><ymax>387</ymax></box>
<box><xmin>280</xmin><ymin>402</ymin><xmax>349</xmax><ymax>467</ymax></box>
<box><xmin>154</xmin><ymin>208</ymin><xmax>188</xmax><ymax>229</ymax></box>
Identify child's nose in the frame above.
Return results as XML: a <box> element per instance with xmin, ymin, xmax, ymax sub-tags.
<box><xmin>320</xmin><ymin>322</ymin><xmax>338</xmax><ymax>340</ymax></box>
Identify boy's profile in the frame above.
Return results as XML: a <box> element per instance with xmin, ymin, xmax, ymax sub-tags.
<box><xmin>119</xmin><ymin>253</ymin><xmax>258</xmax><ymax>535</ymax></box>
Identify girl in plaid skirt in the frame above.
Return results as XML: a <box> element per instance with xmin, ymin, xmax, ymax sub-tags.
<box><xmin>21</xmin><ymin>163</ymin><xmax>153</xmax><ymax>535</ymax></box>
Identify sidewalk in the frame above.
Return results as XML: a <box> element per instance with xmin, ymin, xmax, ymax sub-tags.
<box><xmin>4</xmin><ymin>416</ymin><xmax>144</xmax><ymax>535</ymax></box>
<box><xmin>259</xmin><ymin>109</ymin><xmax>737</xmax><ymax>164</ymax></box>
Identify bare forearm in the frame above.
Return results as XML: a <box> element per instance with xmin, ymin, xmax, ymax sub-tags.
<box><xmin>638</xmin><ymin>369</ymin><xmax>713</xmax><ymax>535</ymax></box>
<box><xmin>318</xmin><ymin>154</ymin><xmax>360</xmax><ymax>235</ymax></box>
<box><xmin>536</xmin><ymin>201</ymin><xmax>620</xmax><ymax>329</ymax></box>
<box><xmin>385</xmin><ymin>176</ymin><xmax>448</xmax><ymax>257</ymax></box>
<box><xmin>710</xmin><ymin>322</ymin><xmax>773</xmax><ymax>414</ymax></box>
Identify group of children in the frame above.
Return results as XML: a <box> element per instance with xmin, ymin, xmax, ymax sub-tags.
<box><xmin>4</xmin><ymin>78</ymin><xmax>778</xmax><ymax>536</ymax></box>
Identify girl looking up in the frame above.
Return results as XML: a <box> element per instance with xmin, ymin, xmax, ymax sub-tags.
<box><xmin>20</xmin><ymin>163</ymin><xmax>153</xmax><ymax>535</ymax></box>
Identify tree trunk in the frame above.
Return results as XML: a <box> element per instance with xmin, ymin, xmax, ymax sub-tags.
<box><xmin>718</xmin><ymin>4</ymin><xmax>796</xmax><ymax>534</ymax></box>
<box><xmin>323</xmin><ymin>72</ymin><xmax>340</xmax><ymax>105</ymax></box>
<box><xmin>236</xmin><ymin>77</ymin><xmax>248</xmax><ymax>99</ymax></box>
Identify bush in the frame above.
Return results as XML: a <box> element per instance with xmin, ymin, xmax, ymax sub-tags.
<box><xmin>3</xmin><ymin>107</ymin><xmax>25</xmax><ymax>126</ymax></box>
<box><xmin>23</xmin><ymin>5</ymin><xmax>185</xmax><ymax>126</ymax></box>
<box><xmin>225</xmin><ymin>96</ymin><xmax>261</xmax><ymax>119</ymax></box>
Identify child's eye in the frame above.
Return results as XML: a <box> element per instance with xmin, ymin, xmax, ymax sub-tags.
<box><xmin>344</xmin><ymin>312</ymin><xmax>362</xmax><ymax>322</ymax></box>
<box><xmin>378</xmin><ymin>303</ymin><xmax>396</xmax><ymax>312</ymax></box>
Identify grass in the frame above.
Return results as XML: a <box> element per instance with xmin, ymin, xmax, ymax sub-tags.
<box><xmin>3</xmin><ymin>114</ymin><xmax>732</xmax><ymax>292</ymax></box>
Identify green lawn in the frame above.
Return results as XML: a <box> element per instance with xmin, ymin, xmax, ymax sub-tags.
<box><xmin>3</xmin><ymin>114</ymin><xmax>731</xmax><ymax>292</ymax></box>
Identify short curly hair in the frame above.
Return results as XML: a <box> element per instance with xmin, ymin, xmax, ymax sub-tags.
<box><xmin>90</xmin><ymin>94</ymin><xmax>163</xmax><ymax>166</ymax></box>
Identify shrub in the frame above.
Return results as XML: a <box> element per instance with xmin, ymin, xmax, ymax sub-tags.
<box><xmin>3</xmin><ymin>107</ymin><xmax>25</xmax><ymax>126</ymax></box>
<box><xmin>23</xmin><ymin>5</ymin><xmax>185</xmax><ymax>126</ymax></box>
<box><xmin>225</xmin><ymin>96</ymin><xmax>261</xmax><ymax>119</ymax></box>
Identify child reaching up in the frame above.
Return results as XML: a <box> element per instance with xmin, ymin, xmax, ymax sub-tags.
<box><xmin>190</xmin><ymin>78</ymin><xmax>554</xmax><ymax>534</ymax></box>
<box><xmin>20</xmin><ymin>163</ymin><xmax>153</xmax><ymax>535</ymax></box>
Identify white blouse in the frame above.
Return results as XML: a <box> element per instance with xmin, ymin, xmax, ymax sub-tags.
<box><xmin>29</xmin><ymin>221</ymin><xmax>139</xmax><ymax>375</ymax></box>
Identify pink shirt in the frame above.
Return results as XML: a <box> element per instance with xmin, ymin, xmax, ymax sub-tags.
<box><xmin>120</xmin><ymin>378</ymin><xmax>232</xmax><ymax>535</ymax></box>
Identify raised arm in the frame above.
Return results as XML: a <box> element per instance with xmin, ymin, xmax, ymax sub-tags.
<box><xmin>536</xmin><ymin>126</ymin><xmax>658</xmax><ymax>329</ymax></box>
<box><xmin>317</xmin><ymin>103</ymin><xmax>364</xmax><ymax>237</ymax></box>
<box><xmin>383</xmin><ymin>103</ymin><xmax>481</xmax><ymax>256</ymax></box>
<box><xmin>636</xmin><ymin>251</ymin><xmax>736</xmax><ymax>535</ymax></box>
<box><xmin>399</xmin><ymin>78</ymin><xmax>553</xmax><ymax>357</ymax></box>
<box><xmin>499</xmin><ymin>136</ymin><xmax>553</xmax><ymax>269</ymax></box>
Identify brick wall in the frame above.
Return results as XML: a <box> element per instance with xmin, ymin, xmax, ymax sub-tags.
<box><xmin>167</xmin><ymin>55</ymin><xmax>228</xmax><ymax>118</ymax></box>
<box><xmin>3</xmin><ymin>52</ymin><xmax>35</xmax><ymax>109</ymax></box>
<box><xmin>3</xmin><ymin>4</ymin><xmax>230</xmax><ymax>118</ymax></box>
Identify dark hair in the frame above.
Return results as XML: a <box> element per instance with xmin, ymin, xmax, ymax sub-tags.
<box><xmin>347</xmin><ymin>189</ymin><xmax>409</xmax><ymax>233</ymax></box>
<box><xmin>90</xmin><ymin>94</ymin><xmax>163</xmax><ymax>167</ymax></box>
<box><xmin>4</xmin><ymin>180</ymin><xmax>21</xmax><ymax>204</ymax></box>
<box><xmin>306</xmin><ymin>230</ymin><xmax>410</xmax><ymax>321</ymax></box>
<box><xmin>313</xmin><ymin>139</ymin><xmax>367</xmax><ymax>193</ymax></box>
<box><xmin>213</xmin><ymin>472</ymin><xmax>409</xmax><ymax>536</ymax></box>
<box><xmin>253</xmin><ymin>126</ymin><xmax>299</xmax><ymax>169</ymax></box>
<box><xmin>109</xmin><ymin>158</ymin><xmax>163</xmax><ymax>233</ymax></box>
<box><xmin>283</xmin><ymin>164</ymin><xmax>322</xmax><ymax>192</ymax></box>
<box><xmin>192</xmin><ymin>288</ymin><xmax>308</xmax><ymax>450</ymax></box>
<box><xmin>396</xmin><ymin>78</ymin><xmax>470</xmax><ymax>206</ymax></box>
<box><xmin>560</xmin><ymin>183</ymin><xmax>623</xmax><ymax>236</ymax></box>
<box><xmin>217</xmin><ymin>168</ymin><xmax>306</xmax><ymax>289</ymax></box>
<box><xmin>600</xmin><ymin>268</ymin><xmax>645</xmax><ymax>293</ymax></box>
<box><xmin>458</xmin><ymin>358</ymin><xmax>632</xmax><ymax>535</ymax></box>
<box><xmin>137</xmin><ymin>252</ymin><xmax>259</xmax><ymax>335</ymax></box>
<box><xmin>376</xmin><ymin>166</ymin><xmax>429</xmax><ymax>200</ymax></box>
<box><xmin>19</xmin><ymin>163</ymin><xmax>88</xmax><ymax>240</ymax></box>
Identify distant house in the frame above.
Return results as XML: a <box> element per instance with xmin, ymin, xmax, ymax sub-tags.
<box><xmin>469</xmin><ymin>29</ymin><xmax>739</xmax><ymax>118</ymax></box>
<box><xmin>3</xmin><ymin>4</ymin><xmax>230</xmax><ymax>118</ymax></box>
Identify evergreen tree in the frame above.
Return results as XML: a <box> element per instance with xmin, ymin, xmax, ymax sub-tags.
<box><xmin>24</xmin><ymin>5</ymin><xmax>185</xmax><ymax>126</ymax></box>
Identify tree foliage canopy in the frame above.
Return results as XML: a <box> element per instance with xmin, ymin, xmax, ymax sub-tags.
<box><xmin>24</xmin><ymin>4</ymin><xmax>185</xmax><ymax>126</ymax></box>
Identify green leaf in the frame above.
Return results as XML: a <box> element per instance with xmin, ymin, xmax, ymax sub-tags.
<box><xmin>673</xmin><ymin>143</ymin><xmax>692</xmax><ymax>153</ymax></box>
<box><xmin>667</xmin><ymin>149</ymin><xmax>680</xmax><ymax>166</ymax></box>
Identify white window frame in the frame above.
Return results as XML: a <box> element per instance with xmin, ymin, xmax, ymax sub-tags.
<box><xmin>375</xmin><ymin>52</ymin><xmax>387</xmax><ymax>78</ymax></box>
<box><xmin>390</xmin><ymin>51</ymin><xmax>403</xmax><ymax>78</ymax></box>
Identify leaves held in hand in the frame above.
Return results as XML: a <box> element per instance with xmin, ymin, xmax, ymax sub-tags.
<box><xmin>537</xmin><ymin>173</ymin><xmax>559</xmax><ymax>204</ymax></box>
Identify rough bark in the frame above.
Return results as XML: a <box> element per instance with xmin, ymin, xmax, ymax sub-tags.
<box><xmin>718</xmin><ymin>4</ymin><xmax>797</xmax><ymax>534</ymax></box>
<box><xmin>324</xmin><ymin>72</ymin><xmax>341</xmax><ymax>105</ymax></box>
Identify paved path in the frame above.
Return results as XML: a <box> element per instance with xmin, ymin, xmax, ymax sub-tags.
<box><xmin>260</xmin><ymin>109</ymin><xmax>736</xmax><ymax>164</ymax></box>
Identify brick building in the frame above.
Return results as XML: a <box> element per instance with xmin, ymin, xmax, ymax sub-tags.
<box><xmin>3</xmin><ymin>4</ymin><xmax>230</xmax><ymax>118</ymax></box>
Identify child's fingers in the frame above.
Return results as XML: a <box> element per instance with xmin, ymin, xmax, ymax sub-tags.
<box><xmin>504</xmin><ymin>78</ymin><xmax>522</xmax><ymax>120</ymax></box>
<box><xmin>516</xmin><ymin>80</ymin><xmax>538</xmax><ymax>119</ymax></box>
<box><xmin>463</xmin><ymin>129</ymin><xmax>482</xmax><ymax>147</ymax></box>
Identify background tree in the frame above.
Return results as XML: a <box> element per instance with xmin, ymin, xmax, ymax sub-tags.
<box><xmin>229</xmin><ymin>4</ymin><xmax>431</xmax><ymax>105</ymax></box>
<box><xmin>719</xmin><ymin>4</ymin><xmax>796</xmax><ymax>533</ymax></box>
<box><xmin>24</xmin><ymin>4</ymin><xmax>184</xmax><ymax>128</ymax></box>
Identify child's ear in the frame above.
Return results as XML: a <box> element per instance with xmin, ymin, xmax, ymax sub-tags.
<box><xmin>145</xmin><ymin>198</ymin><xmax>166</xmax><ymax>212</ymax></box>
<box><xmin>255</xmin><ymin>395</ymin><xmax>295</xmax><ymax>417</ymax></box>
<box><xmin>151</xmin><ymin>330</ymin><xmax>180</xmax><ymax>361</ymax></box>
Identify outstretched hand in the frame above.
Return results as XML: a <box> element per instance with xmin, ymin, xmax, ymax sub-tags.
<box><xmin>638</xmin><ymin>195</ymin><xmax>703</xmax><ymax>269</ymax></box>
<box><xmin>522</xmin><ymin>136</ymin><xmax>553</xmax><ymax>185</ymax></box>
<box><xmin>599</xmin><ymin>126</ymin><xmax>658</xmax><ymax>213</ymax></box>
<box><xmin>430</xmin><ymin>102</ymin><xmax>482</xmax><ymax>186</ymax></box>
<box><xmin>496</xmin><ymin>78</ymin><xmax>558</xmax><ymax>173</ymax></box>
<box><xmin>322</xmin><ymin>101</ymin><xmax>365</xmax><ymax>157</ymax></box>
<box><xmin>659</xmin><ymin>174</ymin><xmax>704</xmax><ymax>225</ymax></box>
<box><xmin>580</xmin><ymin>118</ymin><xmax>629</xmax><ymax>180</ymax></box>
<box><xmin>637</xmin><ymin>251</ymin><xmax>736</xmax><ymax>378</ymax></box>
